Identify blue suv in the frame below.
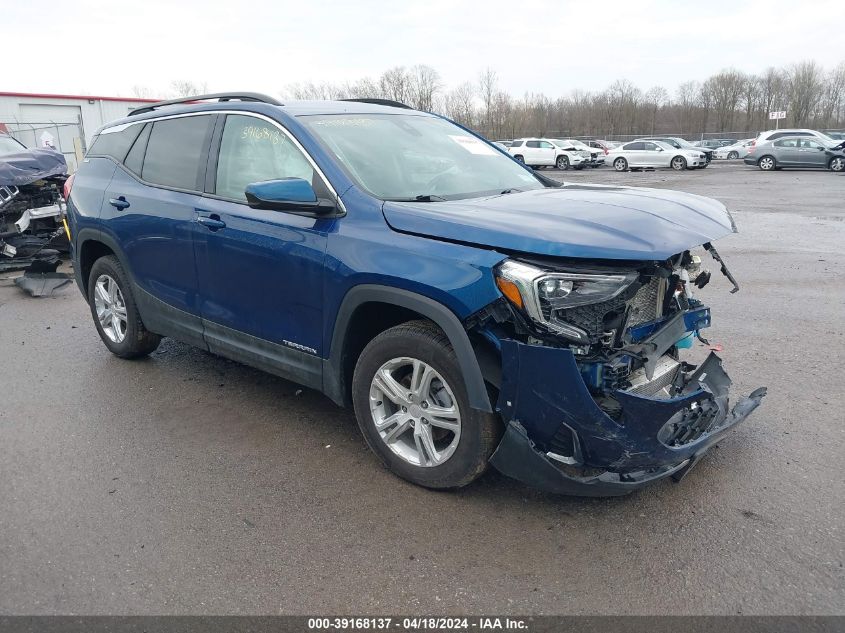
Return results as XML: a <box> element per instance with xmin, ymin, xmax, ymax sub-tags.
<box><xmin>66</xmin><ymin>93</ymin><xmax>765</xmax><ymax>496</ymax></box>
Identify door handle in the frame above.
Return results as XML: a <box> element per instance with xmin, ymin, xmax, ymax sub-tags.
<box><xmin>109</xmin><ymin>196</ymin><xmax>130</xmax><ymax>210</ymax></box>
<box><xmin>197</xmin><ymin>214</ymin><xmax>226</xmax><ymax>230</ymax></box>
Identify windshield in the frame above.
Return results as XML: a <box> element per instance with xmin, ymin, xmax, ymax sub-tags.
<box><xmin>0</xmin><ymin>135</ymin><xmax>25</xmax><ymax>157</ymax></box>
<box><xmin>302</xmin><ymin>113</ymin><xmax>545</xmax><ymax>201</ymax></box>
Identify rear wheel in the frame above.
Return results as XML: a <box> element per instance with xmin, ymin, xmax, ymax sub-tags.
<box><xmin>758</xmin><ymin>155</ymin><xmax>776</xmax><ymax>171</ymax></box>
<box><xmin>352</xmin><ymin>321</ymin><xmax>499</xmax><ymax>489</ymax></box>
<box><xmin>830</xmin><ymin>156</ymin><xmax>845</xmax><ymax>172</ymax></box>
<box><xmin>87</xmin><ymin>256</ymin><xmax>161</xmax><ymax>358</ymax></box>
<box><xmin>513</xmin><ymin>154</ymin><xmax>524</xmax><ymax>163</ymax></box>
<box><xmin>728</xmin><ymin>151</ymin><xmax>739</xmax><ymax>160</ymax></box>
<box><xmin>671</xmin><ymin>156</ymin><xmax>687</xmax><ymax>171</ymax></box>
<box><xmin>555</xmin><ymin>155</ymin><xmax>569</xmax><ymax>170</ymax></box>
<box><xmin>614</xmin><ymin>157</ymin><xmax>628</xmax><ymax>171</ymax></box>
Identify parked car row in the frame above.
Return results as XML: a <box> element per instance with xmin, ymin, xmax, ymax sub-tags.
<box><xmin>497</xmin><ymin>128</ymin><xmax>845</xmax><ymax>173</ymax></box>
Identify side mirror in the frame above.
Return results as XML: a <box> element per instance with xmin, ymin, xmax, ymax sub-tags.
<box><xmin>244</xmin><ymin>178</ymin><xmax>336</xmax><ymax>216</ymax></box>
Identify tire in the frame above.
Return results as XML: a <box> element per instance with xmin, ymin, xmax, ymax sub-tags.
<box><xmin>728</xmin><ymin>151</ymin><xmax>739</xmax><ymax>160</ymax></box>
<box><xmin>87</xmin><ymin>255</ymin><xmax>161</xmax><ymax>359</ymax></box>
<box><xmin>758</xmin><ymin>155</ymin><xmax>776</xmax><ymax>171</ymax></box>
<box><xmin>830</xmin><ymin>156</ymin><xmax>845</xmax><ymax>172</ymax></box>
<box><xmin>352</xmin><ymin>320</ymin><xmax>500</xmax><ymax>489</ymax></box>
<box><xmin>513</xmin><ymin>155</ymin><xmax>524</xmax><ymax>163</ymax></box>
<box><xmin>614</xmin><ymin>157</ymin><xmax>628</xmax><ymax>171</ymax></box>
<box><xmin>671</xmin><ymin>156</ymin><xmax>687</xmax><ymax>171</ymax></box>
<box><xmin>555</xmin><ymin>155</ymin><xmax>569</xmax><ymax>170</ymax></box>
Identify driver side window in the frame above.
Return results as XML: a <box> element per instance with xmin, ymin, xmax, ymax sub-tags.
<box><xmin>215</xmin><ymin>115</ymin><xmax>315</xmax><ymax>201</ymax></box>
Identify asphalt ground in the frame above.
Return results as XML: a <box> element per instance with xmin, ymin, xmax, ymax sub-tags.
<box><xmin>0</xmin><ymin>161</ymin><xmax>842</xmax><ymax>615</ymax></box>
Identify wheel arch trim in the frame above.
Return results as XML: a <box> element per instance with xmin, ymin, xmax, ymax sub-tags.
<box><xmin>324</xmin><ymin>284</ymin><xmax>493</xmax><ymax>413</ymax></box>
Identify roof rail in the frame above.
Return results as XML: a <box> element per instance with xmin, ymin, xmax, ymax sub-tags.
<box><xmin>340</xmin><ymin>98</ymin><xmax>413</xmax><ymax>110</ymax></box>
<box><xmin>128</xmin><ymin>92</ymin><xmax>283</xmax><ymax>117</ymax></box>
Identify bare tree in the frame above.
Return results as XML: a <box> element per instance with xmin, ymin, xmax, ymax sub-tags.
<box><xmin>787</xmin><ymin>61</ymin><xmax>824</xmax><ymax>126</ymax></box>
<box><xmin>169</xmin><ymin>80</ymin><xmax>208</xmax><ymax>97</ymax></box>
<box><xmin>407</xmin><ymin>65</ymin><xmax>442</xmax><ymax>111</ymax></box>
<box><xmin>443</xmin><ymin>82</ymin><xmax>477</xmax><ymax>127</ymax></box>
<box><xmin>478</xmin><ymin>68</ymin><xmax>498</xmax><ymax>136</ymax></box>
<box><xmin>703</xmin><ymin>69</ymin><xmax>746</xmax><ymax>130</ymax></box>
<box><xmin>379</xmin><ymin>67</ymin><xmax>411</xmax><ymax>104</ymax></box>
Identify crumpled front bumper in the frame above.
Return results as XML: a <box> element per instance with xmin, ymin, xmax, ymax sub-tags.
<box><xmin>489</xmin><ymin>340</ymin><xmax>766</xmax><ymax>496</ymax></box>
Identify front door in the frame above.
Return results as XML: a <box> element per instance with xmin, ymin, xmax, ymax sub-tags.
<box><xmin>192</xmin><ymin>113</ymin><xmax>334</xmax><ymax>386</ymax></box>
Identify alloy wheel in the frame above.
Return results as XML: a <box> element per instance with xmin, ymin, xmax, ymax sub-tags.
<box><xmin>759</xmin><ymin>157</ymin><xmax>775</xmax><ymax>171</ymax></box>
<box><xmin>93</xmin><ymin>274</ymin><xmax>128</xmax><ymax>343</ymax></box>
<box><xmin>671</xmin><ymin>157</ymin><xmax>686</xmax><ymax>170</ymax></box>
<box><xmin>831</xmin><ymin>157</ymin><xmax>845</xmax><ymax>172</ymax></box>
<box><xmin>369</xmin><ymin>357</ymin><xmax>461</xmax><ymax>467</ymax></box>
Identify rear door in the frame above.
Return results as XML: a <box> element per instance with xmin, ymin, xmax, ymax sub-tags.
<box><xmin>101</xmin><ymin>113</ymin><xmax>216</xmax><ymax>346</ymax></box>
<box><xmin>524</xmin><ymin>140</ymin><xmax>541</xmax><ymax>164</ymax></box>
<box><xmin>772</xmin><ymin>138</ymin><xmax>800</xmax><ymax>165</ymax></box>
<box><xmin>537</xmin><ymin>140</ymin><xmax>556</xmax><ymax>165</ymax></box>
<box><xmin>623</xmin><ymin>142</ymin><xmax>645</xmax><ymax>166</ymax></box>
<box><xmin>191</xmin><ymin>113</ymin><xmax>334</xmax><ymax>387</ymax></box>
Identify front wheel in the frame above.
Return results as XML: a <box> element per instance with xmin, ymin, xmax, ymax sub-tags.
<box><xmin>671</xmin><ymin>156</ymin><xmax>687</xmax><ymax>171</ymax></box>
<box><xmin>556</xmin><ymin>155</ymin><xmax>569</xmax><ymax>170</ymax></box>
<box><xmin>758</xmin><ymin>155</ymin><xmax>776</xmax><ymax>171</ymax></box>
<box><xmin>513</xmin><ymin>154</ymin><xmax>524</xmax><ymax>163</ymax></box>
<box><xmin>830</xmin><ymin>156</ymin><xmax>845</xmax><ymax>172</ymax></box>
<box><xmin>614</xmin><ymin>157</ymin><xmax>628</xmax><ymax>171</ymax></box>
<box><xmin>352</xmin><ymin>321</ymin><xmax>499</xmax><ymax>489</ymax></box>
<box><xmin>87</xmin><ymin>255</ymin><xmax>161</xmax><ymax>358</ymax></box>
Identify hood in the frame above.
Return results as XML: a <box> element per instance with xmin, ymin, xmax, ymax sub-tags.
<box><xmin>382</xmin><ymin>184</ymin><xmax>737</xmax><ymax>260</ymax></box>
<box><xmin>0</xmin><ymin>148</ymin><xmax>68</xmax><ymax>187</ymax></box>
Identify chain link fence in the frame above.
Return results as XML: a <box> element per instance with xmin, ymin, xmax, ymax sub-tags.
<box><xmin>0</xmin><ymin>120</ymin><xmax>86</xmax><ymax>172</ymax></box>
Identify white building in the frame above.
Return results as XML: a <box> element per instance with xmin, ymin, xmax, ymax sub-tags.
<box><xmin>0</xmin><ymin>92</ymin><xmax>158</xmax><ymax>172</ymax></box>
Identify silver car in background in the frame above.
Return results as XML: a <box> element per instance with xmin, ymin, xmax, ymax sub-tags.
<box><xmin>744</xmin><ymin>136</ymin><xmax>838</xmax><ymax>171</ymax></box>
<box><xmin>607</xmin><ymin>140</ymin><xmax>707</xmax><ymax>171</ymax></box>
<box><xmin>714</xmin><ymin>139</ymin><xmax>754</xmax><ymax>160</ymax></box>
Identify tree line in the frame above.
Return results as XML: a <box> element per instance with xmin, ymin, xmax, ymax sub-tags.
<box><xmin>280</xmin><ymin>61</ymin><xmax>845</xmax><ymax>140</ymax></box>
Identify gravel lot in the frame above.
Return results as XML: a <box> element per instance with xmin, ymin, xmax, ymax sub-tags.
<box><xmin>1</xmin><ymin>162</ymin><xmax>843</xmax><ymax>615</ymax></box>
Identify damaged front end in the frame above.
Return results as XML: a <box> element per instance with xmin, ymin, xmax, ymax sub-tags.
<box><xmin>0</xmin><ymin>147</ymin><xmax>69</xmax><ymax>274</ymax></box>
<box><xmin>470</xmin><ymin>247</ymin><xmax>766</xmax><ymax>496</ymax></box>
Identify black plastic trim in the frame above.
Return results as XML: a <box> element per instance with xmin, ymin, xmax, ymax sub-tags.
<box><xmin>324</xmin><ymin>285</ymin><xmax>492</xmax><ymax>412</ymax></box>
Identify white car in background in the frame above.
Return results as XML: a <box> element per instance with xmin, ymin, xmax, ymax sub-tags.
<box><xmin>554</xmin><ymin>138</ymin><xmax>604</xmax><ymax>166</ymax></box>
<box><xmin>508</xmin><ymin>138</ymin><xmax>587</xmax><ymax>170</ymax></box>
<box><xmin>607</xmin><ymin>140</ymin><xmax>707</xmax><ymax>171</ymax></box>
<box><xmin>714</xmin><ymin>139</ymin><xmax>754</xmax><ymax>160</ymax></box>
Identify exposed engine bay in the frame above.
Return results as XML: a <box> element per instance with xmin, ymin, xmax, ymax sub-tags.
<box><xmin>0</xmin><ymin>148</ymin><xmax>69</xmax><ymax>274</ymax></box>
<box><xmin>468</xmin><ymin>244</ymin><xmax>766</xmax><ymax>493</ymax></box>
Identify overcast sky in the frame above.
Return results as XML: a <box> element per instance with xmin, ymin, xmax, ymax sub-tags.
<box><xmin>5</xmin><ymin>0</ymin><xmax>844</xmax><ymax>99</ymax></box>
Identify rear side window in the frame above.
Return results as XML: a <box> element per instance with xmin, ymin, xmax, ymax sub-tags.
<box><xmin>624</xmin><ymin>142</ymin><xmax>644</xmax><ymax>151</ymax></box>
<box><xmin>89</xmin><ymin>124</ymin><xmax>144</xmax><ymax>162</ymax></box>
<box><xmin>774</xmin><ymin>138</ymin><xmax>798</xmax><ymax>147</ymax></box>
<box><xmin>142</xmin><ymin>116</ymin><xmax>213</xmax><ymax>190</ymax></box>
<box><xmin>510</xmin><ymin>140</ymin><xmax>523</xmax><ymax>147</ymax></box>
<box><xmin>214</xmin><ymin>115</ymin><xmax>315</xmax><ymax>201</ymax></box>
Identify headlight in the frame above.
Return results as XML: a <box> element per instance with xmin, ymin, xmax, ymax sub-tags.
<box><xmin>495</xmin><ymin>260</ymin><xmax>637</xmax><ymax>342</ymax></box>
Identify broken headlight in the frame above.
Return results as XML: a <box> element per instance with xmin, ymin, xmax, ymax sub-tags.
<box><xmin>495</xmin><ymin>260</ymin><xmax>637</xmax><ymax>343</ymax></box>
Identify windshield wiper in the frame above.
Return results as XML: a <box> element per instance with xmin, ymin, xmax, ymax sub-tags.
<box><xmin>413</xmin><ymin>194</ymin><xmax>447</xmax><ymax>202</ymax></box>
<box><xmin>500</xmin><ymin>188</ymin><xmax>522</xmax><ymax>194</ymax></box>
